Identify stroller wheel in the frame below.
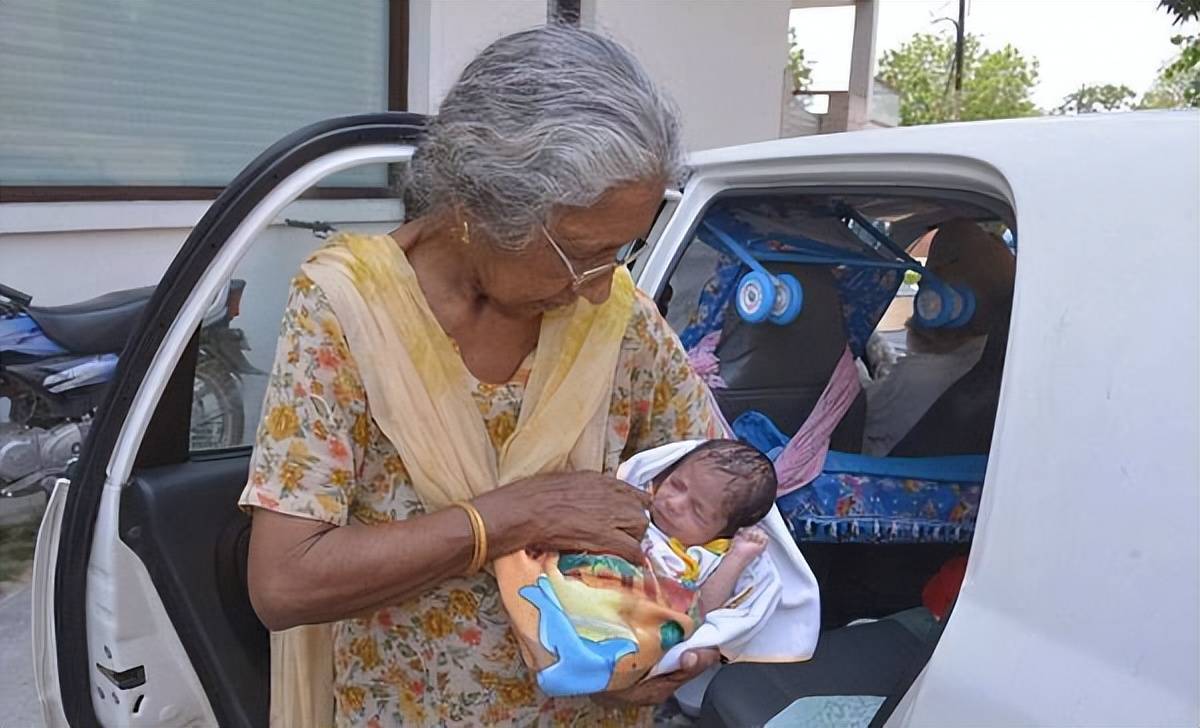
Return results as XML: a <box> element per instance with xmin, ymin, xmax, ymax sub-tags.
<box><xmin>736</xmin><ymin>270</ymin><xmax>775</xmax><ymax>324</ymax></box>
<box><xmin>768</xmin><ymin>273</ymin><xmax>804</xmax><ymax>325</ymax></box>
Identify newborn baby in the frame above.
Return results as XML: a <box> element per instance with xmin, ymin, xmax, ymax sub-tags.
<box><xmin>641</xmin><ymin>438</ymin><xmax>778</xmax><ymax>618</ymax></box>
<box><xmin>506</xmin><ymin>436</ymin><xmax>796</xmax><ymax>695</ymax></box>
<box><xmin>509</xmin><ymin>439</ymin><xmax>818</xmax><ymax>698</ymax></box>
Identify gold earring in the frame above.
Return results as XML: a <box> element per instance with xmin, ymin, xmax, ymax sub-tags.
<box><xmin>460</xmin><ymin>219</ymin><xmax>471</xmax><ymax>245</ymax></box>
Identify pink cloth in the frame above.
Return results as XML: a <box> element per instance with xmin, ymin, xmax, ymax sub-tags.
<box><xmin>774</xmin><ymin>346</ymin><xmax>862</xmax><ymax>496</ymax></box>
<box><xmin>687</xmin><ymin>330</ymin><xmax>727</xmax><ymax>390</ymax></box>
<box><xmin>686</xmin><ymin>331</ymin><xmax>735</xmax><ymax>437</ymax></box>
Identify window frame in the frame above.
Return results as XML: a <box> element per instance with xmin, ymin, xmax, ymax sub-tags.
<box><xmin>0</xmin><ymin>0</ymin><xmax>409</xmax><ymax>204</ymax></box>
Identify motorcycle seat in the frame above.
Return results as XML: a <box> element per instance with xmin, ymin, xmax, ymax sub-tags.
<box><xmin>26</xmin><ymin>286</ymin><xmax>156</xmax><ymax>355</ymax></box>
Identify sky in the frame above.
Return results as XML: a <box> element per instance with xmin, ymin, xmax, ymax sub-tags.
<box><xmin>791</xmin><ymin>0</ymin><xmax>1198</xmax><ymax>109</ymax></box>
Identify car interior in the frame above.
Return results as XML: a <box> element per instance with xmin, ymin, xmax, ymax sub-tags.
<box><xmin>101</xmin><ymin>184</ymin><xmax>1016</xmax><ymax>728</ymax></box>
<box><xmin>659</xmin><ymin>188</ymin><xmax>1015</xmax><ymax>629</ymax></box>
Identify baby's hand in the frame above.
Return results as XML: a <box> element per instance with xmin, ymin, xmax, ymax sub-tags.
<box><xmin>729</xmin><ymin>526</ymin><xmax>768</xmax><ymax>561</ymax></box>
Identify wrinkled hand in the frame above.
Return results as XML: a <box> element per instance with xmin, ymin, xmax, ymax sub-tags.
<box><xmin>479</xmin><ymin>471</ymin><xmax>651</xmax><ymax>563</ymax></box>
<box><xmin>729</xmin><ymin>526</ymin><xmax>769</xmax><ymax>562</ymax></box>
<box><xmin>595</xmin><ymin>648</ymin><xmax>721</xmax><ymax>707</ymax></box>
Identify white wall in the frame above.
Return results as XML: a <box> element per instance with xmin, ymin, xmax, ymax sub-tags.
<box><xmin>407</xmin><ymin>0</ymin><xmax>793</xmax><ymax>150</ymax></box>
<box><xmin>407</xmin><ymin>0</ymin><xmax>548</xmax><ymax>114</ymax></box>
<box><xmin>0</xmin><ymin>200</ymin><xmax>402</xmax><ymax>305</ymax></box>
<box><xmin>585</xmin><ymin>0</ymin><xmax>791</xmax><ymax>151</ymax></box>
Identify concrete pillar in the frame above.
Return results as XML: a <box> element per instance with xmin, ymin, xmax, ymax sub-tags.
<box><xmin>845</xmin><ymin>0</ymin><xmax>878</xmax><ymax>130</ymax></box>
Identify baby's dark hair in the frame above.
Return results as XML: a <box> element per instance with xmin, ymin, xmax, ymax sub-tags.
<box><xmin>677</xmin><ymin>439</ymin><xmax>777</xmax><ymax>538</ymax></box>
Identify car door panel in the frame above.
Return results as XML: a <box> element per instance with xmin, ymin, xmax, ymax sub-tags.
<box><xmin>41</xmin><ymin>113</ymin><xmax>426</xmax><ymax>728</ymax></box>
<box><xmin>119</xmin><ymin>455</ymin><xmax>261</xmax><ymax>726</ymax></box>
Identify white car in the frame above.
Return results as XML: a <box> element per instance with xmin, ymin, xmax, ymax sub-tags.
<box><xmin>31</xmin><ymin>110</ymin><xmax>1199</xmax><ymax>727</ymax></box>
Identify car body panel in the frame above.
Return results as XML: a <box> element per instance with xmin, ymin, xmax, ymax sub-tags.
<box><xmin>642</xmin><ymin>111</ymin><xmax>1200</xmax><ymax>726</ymax></box>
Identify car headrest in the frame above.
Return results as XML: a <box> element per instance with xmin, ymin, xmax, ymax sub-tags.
<box><xmin>889</xmin><ymin>301</ymin><xmax>1012</xmax><ymax>457</ymax></box>
<box><xmin>717</xmin><ymin>262</ymin><xmax>848</xmax><ymax>391</ymax></box>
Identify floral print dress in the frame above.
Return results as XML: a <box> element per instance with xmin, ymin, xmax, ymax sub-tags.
<box><xmin>239</xmin><ymin>273</ymin><xmax>725</xmax><ymax>727</ymax></box>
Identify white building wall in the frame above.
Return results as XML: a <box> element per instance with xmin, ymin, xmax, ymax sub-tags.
<box><xmin>0</xmin><ymin>200</ymin><xmax>401</xmax><ymax>305</ymax></box>
<box><xmin>407</xmin><ymin>0</ymin><xmax>548</xmax><ymax>114</ymax></box>
<box><xmin>585</xmin><ymin>0</ymin><xmax>791</xmax><ymax>151</ymax></box>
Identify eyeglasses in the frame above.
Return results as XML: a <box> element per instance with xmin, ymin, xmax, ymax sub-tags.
<box><xmin>540</xmin><ymin>224</ymin><xmax>645</xmax><ymax>291</ymax></box>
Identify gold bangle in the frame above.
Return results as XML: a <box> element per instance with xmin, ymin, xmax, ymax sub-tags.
<box><xmin>467</xmin><ymin>503</ymin><xmax>487</xmax><ymax>573</ymax></box>
<box><xmin>452</xmin><ymin>501</ymin><xmax>488</xmax><ymax>575</ymax></box>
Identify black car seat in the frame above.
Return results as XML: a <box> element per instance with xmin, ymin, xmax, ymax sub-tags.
<box><xmin>889</xmin><ymin>303</ymin><xmax>1012</xmax><ymax>457</ymax></box>
<box><xmin>714</xmin><ymin>262</ymin><xmax>865</xmax><ymax>453</ymax></box>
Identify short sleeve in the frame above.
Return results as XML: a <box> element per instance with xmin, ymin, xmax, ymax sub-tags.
<box><xmin>238</xmin><ymin>274</ymin><xmax>370</xmax><ymax>526</ymax></box>
<box><xmin>623</xmin><ymin>290</ymin><xmax>728</xmax><ymax>457</ymax></box>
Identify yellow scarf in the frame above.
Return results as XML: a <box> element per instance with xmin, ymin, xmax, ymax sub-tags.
<box><xmin>269</xmin><ymin>232</ymin><xmax>634</xmax><ymax>727</ymax></box>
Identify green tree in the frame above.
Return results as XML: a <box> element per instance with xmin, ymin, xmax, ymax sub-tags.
<box><xmin>788</xmin><ymin>27</ymin><xmax>813</xmax><ymax>93</ymax></box>
<box><xmin>878</xmin><ymin>32</ymin><xmax>1040</xmax><ymax>126</ymax></box>
<box><xmin>1158</xmin><ymin>0</ymin><xmax>1200</xmax><ymax>106</ymax></box>
<box><xmin>1160</xmin><ymin>0</ymin><xmax>1200</xmax><ymax>18</ymax></box>
<box><xmin>1055</xmin><ymin>84</ymin><xmax>1137</xmax><ymax>114</ymax></box>
<box><xmin>1141</xmin><ymin>57</ymin><xmax>1200</xmax><ymax>108</ymax></box>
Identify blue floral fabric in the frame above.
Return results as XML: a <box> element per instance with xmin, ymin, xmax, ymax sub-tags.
<box><xmin>678</xmin><ymin>247</ymin><xmax>740</xmax><ymax>350</ymax></box>
<box><xmin>830</xmin><ymin>266</ymin><xmax>901</xmax><ymax>357</ymax></box>
<box><xmin>776</xmin><ymin>470</ymin><xmax>981</xmax><ymax>544</ymax></box>
<box><xmin>735</xmin><ymin>410</ymin><xmax>982</xmax><ymax>545</ymax></box>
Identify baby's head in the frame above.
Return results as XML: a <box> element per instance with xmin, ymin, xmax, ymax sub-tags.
<box><xmin>649</xmin><ymin>439</ymin><xmax>776</xmax><ymax>546</ymax></box>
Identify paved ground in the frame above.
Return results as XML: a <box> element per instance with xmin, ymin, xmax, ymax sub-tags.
<box><xmin>0</xmin><ymin>584</ymin><xmax>41</xmax><ymax>727</ymax></box>
<box><xmin>0</xmin><ymin>496</ymin><xmax>44</xmax><ymax>529</ymax></box>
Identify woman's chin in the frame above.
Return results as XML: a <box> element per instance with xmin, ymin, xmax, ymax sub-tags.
<box><xmin>487</xmin><ymin>291</ymin><xmax>577</xmax><ymax>317</ymax></box>
<box><xmin>531</xmin><ymin>295</ymin><xmax>579</xmax><ymax>313</ymax></box>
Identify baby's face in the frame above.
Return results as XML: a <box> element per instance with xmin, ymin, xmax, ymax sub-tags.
<box><xmin>651</xmin><ymin>453</ymin><xmax>729</xmax><ymax>546</ymax></box>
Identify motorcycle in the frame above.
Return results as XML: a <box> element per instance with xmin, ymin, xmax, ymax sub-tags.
<box><xmin>0</xmin><ymin>279</ymin><xmax>260</xmax><ymax>498</ymax></box>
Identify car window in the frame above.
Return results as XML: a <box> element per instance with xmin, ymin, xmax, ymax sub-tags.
<box><xmin>657</xmin><ymin>190</ymin><xmax>1014</xmax><ymax>457</ymax></box>
<box><xmin>189</xmin><ymin>164</ymin><xmax>405</xmax><ymax>451</ymax></box>
<box><xmin>652</xmin><ymin>188</ymin><xmax>1016</xmax><ymax>686</ymax></box>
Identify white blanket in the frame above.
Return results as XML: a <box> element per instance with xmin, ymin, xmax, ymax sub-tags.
<box><xmin>616</xmin><ymin>441</ymin><xmax>821</xmax><ymax>677</ymax></box>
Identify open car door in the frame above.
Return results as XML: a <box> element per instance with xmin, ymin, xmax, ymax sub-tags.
<box><xmin>32</xmin><ymin>113</ymin><xmax>426</xmax><ymax>728</ymax></box>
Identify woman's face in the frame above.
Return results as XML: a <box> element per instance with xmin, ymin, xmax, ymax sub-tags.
<box><xmin>472</xmin><ymin>179</ymin><xmax>666</xmax><ymax>316</ymax></box>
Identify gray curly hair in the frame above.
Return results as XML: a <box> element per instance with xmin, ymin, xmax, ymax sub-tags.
<box><xmin>406</xmin><ymin>24</ymin><xmax>685</xmax><ymax>251</ymax></box>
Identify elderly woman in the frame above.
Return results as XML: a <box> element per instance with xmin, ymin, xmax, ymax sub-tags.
<box><xmin>240</xmin><ymin>25</ymin><xmax>725</xmax><ymax>727</ymax></box>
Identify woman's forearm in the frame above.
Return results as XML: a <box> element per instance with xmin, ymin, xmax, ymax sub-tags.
<box><xmin>248</xmin><ymin>489</ymin><xmax>533</xmax><ymax>630</ymax></box>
